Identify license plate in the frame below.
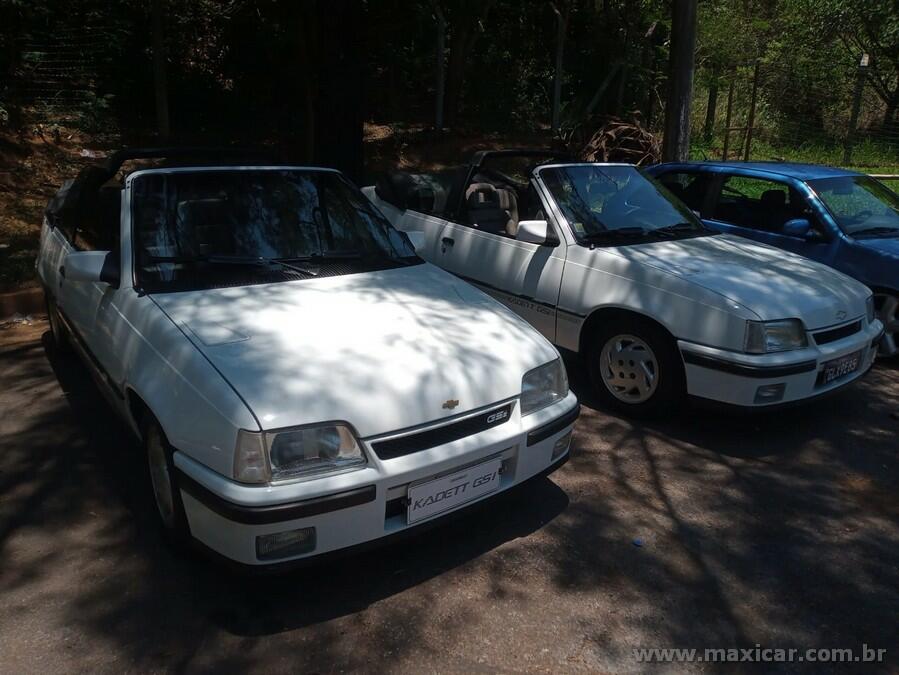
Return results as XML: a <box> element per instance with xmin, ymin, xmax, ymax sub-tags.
<box><xmin>406</xmin><ymin>457</ymin><xmax>503</xmax><ymax>524</ymax></box>
<box><xmin>818</xmin><ymin>350</ymin><xmax>862</xmax><ymax>385</ymax></box>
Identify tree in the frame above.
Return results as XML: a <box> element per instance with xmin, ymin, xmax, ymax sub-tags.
<box><xmin>441</xmin><ymin>0</ymin><xmax>495</xmax><ymax>129</ymax></box>
<box><xmin>662</xmin><ymin>0</ymin><xmax>698</xmax><ymax>161</ymax></box>
<box><xmin>550</xmin><ymin>0</ymin><xmax>570</xmax><ymax>134</ymax></box>
<box><xmin>150</xmin><ymin>0</ymin><xmax>170</xmax><ymax>141</ymax></box>
<box><xmin>808</xmin><ymin>0</ymin><xmax>899</xmax><ymax>132</ymax></box>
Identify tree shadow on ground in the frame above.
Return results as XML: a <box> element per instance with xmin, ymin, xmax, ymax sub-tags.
<box><xmin>1</xmin><ymin>332</ymin><xmax>897</xmax><ymax>672</ymax></box>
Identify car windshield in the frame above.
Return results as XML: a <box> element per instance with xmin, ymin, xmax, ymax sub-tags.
<box><xmin>808</xmin><ymin>175</ymin><xmax>899</xmax><ymax>238</ymax></box>
<box><xmin>132</xmin><ymin>169</ymin><xmax>420</xmax><ymax>292</ymax></box>
<box><xmin>538</xmin><ymin>164</ymin><xmax>712</xmax><ymax>244</ymax></box>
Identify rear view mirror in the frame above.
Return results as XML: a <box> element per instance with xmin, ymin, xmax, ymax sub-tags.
<box><xmin>516</xmin><ymin>220</ymin><xmax>557</xmax><ymax>246</ymax></box>
<box><xmin>63</xmin><ymin>250</ymin><xmax>120</xmax><ymax>287</ymax></box>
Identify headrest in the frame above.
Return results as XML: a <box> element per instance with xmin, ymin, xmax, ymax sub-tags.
<box><xmin>466</xmin><ymin>182</ymin><xmax>499</xmax><ymax>207</ymax></box>
<box><xmin>760</xmin><ymin>189</ymin><xmax>786</xmax><ymax>208</ymax></box>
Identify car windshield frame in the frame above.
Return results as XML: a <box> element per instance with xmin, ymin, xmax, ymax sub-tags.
<box><xmin>534</xmin><ymin>163</ymin><xmax>713</xmax><ymax>246</ymax></box>
<box><xmin>129</xmin><ymin>167</ymin><xmax>421</xmax><ymax>293</ymax></box>
<box><xmin>807</xmin><ymin>174</ymin><xmax>899</xmax><ymax>238</ymax></box>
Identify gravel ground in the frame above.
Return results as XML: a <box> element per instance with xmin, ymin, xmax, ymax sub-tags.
<box><xmin>1</xmin><ymin>319</ymin><xmax>897</xmax><ymax>674</ymax></box>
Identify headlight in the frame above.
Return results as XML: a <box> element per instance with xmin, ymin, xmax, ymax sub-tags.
<box><xmin>521</xmin><ymin>358</ymin><xmax>568</xmax><ymax>415</ymax></box>
<box><xmin>267</xmin><ymin>424</ymin><xmax>365</xmax><ymax>481</ymax></box>
<box><xmin>744</xmin><ymin>319</ymin><xmax>808</xmax><ymax>354</ymax></box>
<box><xmin>866</xmin><ymin>295</ymin><xmax>875</xmax><ymax>324</ymax></box>
<box><xmin>233</xmin><ymin>424</ymin><xmax>366</xmax><ymax>483</ymax></box>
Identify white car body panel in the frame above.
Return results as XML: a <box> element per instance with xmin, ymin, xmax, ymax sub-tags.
<box><xmin>37</xmin><ymin>164</ymin><xmax>578</xmax><ymax>566</ymax></box>
<box><xmin>365</xmin><ymin>161</ymin><xmax>883</xmax><ymax>409</ymax></box>
<box><xmin>151</xmin><ymin>263</ymin><xmax>559</xmax><ymax>437</ymax></box>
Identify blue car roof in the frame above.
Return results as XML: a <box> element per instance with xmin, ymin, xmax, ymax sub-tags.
<box><xmin>654</xmin><ymin>161</ymin><xmax>863</xmax><ymax>182</ymax></box>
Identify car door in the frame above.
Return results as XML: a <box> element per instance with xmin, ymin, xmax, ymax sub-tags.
<box><xmin>433</xmin><ymin>180</ymin><xmax>566</xmax><ymax>341</ymax></box>
<box><xmin>705</xmin><ymin>173</ymin><xmax>838</xmax><ymax>264</ymax></box>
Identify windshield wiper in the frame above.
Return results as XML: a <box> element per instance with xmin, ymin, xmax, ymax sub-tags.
<box><xmin>148</xmin><ymin>254</ymin><xmax>319</xmax><ymax>277</ymax></box>
<box><xmin>654</xmin><ymin>222</ymin><xmax>704</xmax><ymax>235</ymax></box>
<box><xmin>851</xmin><ymin>226</ymin><xmax>899</xmax><ymax>237</ymax></box>
<box><xmin>581</xmin><ymin>227</ymin><xmax>649</xmax><ymax>240</ymax></box>
<box><xmin>274</xmin><ymin>252</ymin><xmax>364</xmax><ymax>262</ymax></box>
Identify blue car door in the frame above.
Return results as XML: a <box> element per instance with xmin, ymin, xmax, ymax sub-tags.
<box><xmin>705</xmin><ymin>173</ymin><xmax>837</xmax><ymax>264</ymax></box>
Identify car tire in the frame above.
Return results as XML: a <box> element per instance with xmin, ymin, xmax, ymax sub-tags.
<box><xmin>142</xmin><ymin>415</ymin><xmax>191</xmax><ymax>545</ymax></box>
<box><xmin>874</xmin><ymin>292</ymin><xmax>898</xmax><ymax>357</ymax></box>
<box><xmin>44</xmin><ymin>290</ymin><xmax>71</xmax><ymax>354</ymax></box>
<box><xmin>586</xmin><ymin>315</ymin><xmax>686</xmax><ymax>417</ymax></box>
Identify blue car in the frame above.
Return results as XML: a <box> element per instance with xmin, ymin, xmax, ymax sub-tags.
<box><xmin>646</xmin><ymin>161</ymin><xmax>899</xmax><ymax>356</ymax></box>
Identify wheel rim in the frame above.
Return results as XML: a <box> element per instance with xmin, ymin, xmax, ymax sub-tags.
<box><xmin>147</xmin><ymin>426</ymin><xmax>176</xmax><ymax>529</ymax></box>
<box><xmin>599</xmin><ymin>334</ymin><xmax>660</xmax><ymax>404</ymax></box>
<box><xmin>876</xmin><ymin>293</ymin><xmax>899</xmax><ymax>357</ymax></box>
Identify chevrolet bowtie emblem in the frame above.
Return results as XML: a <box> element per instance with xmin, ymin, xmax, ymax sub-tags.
<box><xmin>836</xmin><ymin>309</ymin><xmax>847</xmax><ymax>320</ymax></box>
<box><xmin>442</xmin><ymin>399</ymin><xmax>460</xmax><ymax>410</ymax></box>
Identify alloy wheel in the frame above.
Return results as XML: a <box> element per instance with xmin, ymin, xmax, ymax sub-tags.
<box><xmin>876</xmin><ymin>293</ymin><xmax>899</xmax><ymax>357</ymax></box>
<box><xmin>599</xmin><ymin>334</ymin><xmax>660</xmax><ymax>404</ymax></box>
<box><xmin>146</xmin><ymin>425</ymin><xmax>176</xmax><ymax>529</ymax></box>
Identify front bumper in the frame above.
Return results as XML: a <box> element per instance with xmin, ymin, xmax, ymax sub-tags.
<box><xmin>174</xmin><ymin>392</ymin><xmax>579</xmax><ymax>566</ymax></box>
<box><xmin>678</xmin><ymin>319</ymin><xmax>883</xmax><ymax>408</ymax></box>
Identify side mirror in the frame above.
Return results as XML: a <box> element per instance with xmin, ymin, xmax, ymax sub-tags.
<box><xmin>63</xmin><ymin>251</ymin><xmax>119</xmax><ymax>287</ymax></box>
<box><xmin>516</xmin><ymin>220</ymin><xmax>558</xmax><ymax>246</ymax></box>
<box><xmin>782</xmin><ymin>218</ymin><xmax>811</xmax><ymax>239</ymax></box>
<box><xmin>404</xmin><ymin>230</ymin><xmax>425</xmax><ymax>252</ymax></box>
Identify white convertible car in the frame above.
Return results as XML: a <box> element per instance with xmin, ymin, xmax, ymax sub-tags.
<box><xmin>37</xmin><ymin>149</ymin><xmax>578</xmax><ymax>567</ymax></box>
<box><xmin>365</xmin><ymin>150</ymin><xmax>884</xmax><ymax>415</ymax></box>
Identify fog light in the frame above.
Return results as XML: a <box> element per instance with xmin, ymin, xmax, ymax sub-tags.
<box><xmin>552</xmin><ymin>431</ymin><xmax>572</xmax><ymax>460</ymax></box>
<box><xmin>754</xmin><ymin>383</ymin><xmax>786</xmax><ymax>404</ymax></box>
<box><xmin>256</xmin><ymin>527</ymin><xmax>316</xmax><ymax>561</ymax></box>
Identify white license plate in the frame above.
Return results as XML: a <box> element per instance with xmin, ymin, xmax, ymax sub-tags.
<box><xmin>819</xmin><ymin>350</ymin><xmax>862</xmax><ymax>385</ymax></box>
<box><xmin>406</xmin><ymin>457</ymin><xmax>503</xmax><ymax>524</ymax></box>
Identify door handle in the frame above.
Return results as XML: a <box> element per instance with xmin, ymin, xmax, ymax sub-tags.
<box><xmin>441</xmin><ymin>236</ymin><xmax>455</xmax><ymax>247</ymax></box>
<box><xmin>58</xmin><ymin>265</ymin><xmax>66</xmax><ymax>279</ymax></box>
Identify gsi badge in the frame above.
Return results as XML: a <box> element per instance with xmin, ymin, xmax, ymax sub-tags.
<box><xmin>486</xmin><ymin>409</ymin><xmax>508</xmax><ymax>424</ymax></box>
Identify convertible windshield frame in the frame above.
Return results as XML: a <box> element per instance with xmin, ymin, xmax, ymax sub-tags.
<box><xmin>128</xmin><ymin>166</ymin><xmax>421</xmax><ymax>293</ymax></box>
<box><xmin>807</xmin><ymin>174</ymin><xmax>899</xmax><ymax>238</ymax></box>
<box><xmin>534</xmin><ymin>163</ymin><xmax>714</xmax><ymax>247</ymax></box>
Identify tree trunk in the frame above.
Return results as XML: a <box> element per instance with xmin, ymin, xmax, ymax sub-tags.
<box><xmin>703</xmin><ymin>71</ymin><xmax>718</xmax><ymax>141</ymax></box>
<box><xmin>662</xmin><ymin>0</ymin><xmax>697</xmax><ymax>162</ymax></box>
<box><xmin>443</xmin><ymin>21</ymin><xmax>472</xmax><ymax>129</ymax></box>
<box><xmin>313</xmin><ymin>0</ymin><xmax>364</xmax><ymax>182</ymax></box>
<box><xmin>443</xmin><ymin>0</ymin><xmax>494</xmax><ymax>130</ymax></box>
<box><xmin>883</xmin><ymin>90</ymin><xmax>898</xmax><ymax>135</ymax></box>
<box><xmin>298</xmin><ymin>0</ymin><xmax>319</xmax><ymax>163</ymax></box>
<box><xmin>151</xmin><ymin>0</ymin><xmax>170</xmax><ymax>141</ymax></box>
<box><xmin>550</xmin><ymin>1</ymin><xmax>569</xmax><ymax>133</ymax></box>
<box><xmin>433</xmin><ymin>2</ymin><xmax>446</xmax><ymax>130</ymax></box>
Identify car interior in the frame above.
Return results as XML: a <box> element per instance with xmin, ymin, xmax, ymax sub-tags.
<box><xmin>713</xmin><ymin>180</ymin><xmax>809</xmax><ymax>233</ymax></box>
<box><xmin>376</xmin><ymin>157</ymin><xmax>555</xmax><ymax>240</ymax></box>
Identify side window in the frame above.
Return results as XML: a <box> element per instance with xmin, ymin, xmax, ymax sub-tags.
<box><xmin>462</xmin><ymin>178</ymin><xmax>519</xmax><ymax>237</ymax></box>
<box><xmin>712</xmin><ymin>175</ymin><xmax>806</xmax><ymax>232</ymax></box>
<box><xmin>656</xmin><ymin>171</ymin><xmax>712</xmax><ymax>215</ymax></box>
<box><xmin>520</xmin><ymin>183</ymin><xmax>547</xmax><ymax>221</ymax></box>
<box><xmin>74</xmin><ymin>186</ymin><xmax>122</xmax><ymax>252</ymax></box>
<box><xmin>375</xmin><ymin>168</ymin><xmax>466</xmax><ymax>220</ymax></box>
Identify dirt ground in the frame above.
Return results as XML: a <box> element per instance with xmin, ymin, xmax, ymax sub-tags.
<box><xmin>0</xmin><ymin>319</ymin><xmax>897</xmax><ymax>674</ymax></box>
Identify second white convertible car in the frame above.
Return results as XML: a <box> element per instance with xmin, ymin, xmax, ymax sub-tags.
<box><xmin>37</xmin><ymin>149</ymin><xmax>578</xmax><ymax>567</ymax></box>
<box><xmin>365</xmin><ymin>151</ymin><xmax>884</xmax><ymax>415</ymax></box>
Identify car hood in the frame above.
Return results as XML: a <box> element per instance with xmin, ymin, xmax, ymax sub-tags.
<box><xmin>151</xmin><ymin>264</ymin><xmax>558</xmax><ymax>437</ymax></box>
<box><xmin>853</xmin><ymin>235</ymin><xmax>899</xmax><ymax>258</ymax></box>
<box><xmin>609</xmin><ymin>234</ymin><xmax>870</xmax><ymax>328</ymax></box>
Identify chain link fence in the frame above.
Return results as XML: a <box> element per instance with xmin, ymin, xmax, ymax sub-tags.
<box><xmin>691</xmin><ymin>59</ymin><xmax>899</xmax><ymax>183</ymax></box>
